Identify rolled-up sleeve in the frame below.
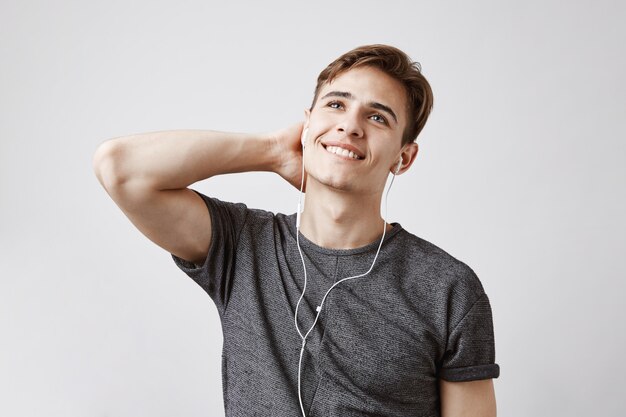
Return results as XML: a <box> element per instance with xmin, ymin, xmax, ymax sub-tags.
<box><xmin>170</xmin><ymin>189</ymin><xmax>249</xmax><ymax>316</ymax></box>
<box><xmin>438</xmin><ymin>292</ymin><xmax>500</xmax><ymax>382</ymax></box>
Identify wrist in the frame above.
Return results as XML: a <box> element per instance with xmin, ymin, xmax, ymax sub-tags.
<box><xmin>262</xmin><ymin>130</ymin><xmax>283</xmax><ymax>174</ymax></box>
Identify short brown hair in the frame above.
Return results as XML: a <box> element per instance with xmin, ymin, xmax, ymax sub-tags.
<box><xmin>310</xmin><ymin>44</ymin><xmax>434</xmax><ymax>146</ymax></box>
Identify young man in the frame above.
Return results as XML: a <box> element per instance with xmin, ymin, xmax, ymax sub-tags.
<box><xmin>93</xmin><ymin>44</ymin><xmax>499</xmax><ymax>416</ymax></box>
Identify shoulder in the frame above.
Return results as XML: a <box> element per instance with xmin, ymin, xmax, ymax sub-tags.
<box><xmin>192</xmin><ymin>191</ymin><xmax>279</xmax><ymax>224</ymax></box>
<box><xmin>390</xmin><ymin>227</ymin><xmax>490</xmax><ymax>334</ymax></box>
<box><xmin>392</xmin><ymin>227</ymin><xmax>485</xmax><ymax>299</ymax></box>
<box><xmin>201</xmin><ymin>194</ymin><xmax>295</xmax><ymax>240</ymax></box>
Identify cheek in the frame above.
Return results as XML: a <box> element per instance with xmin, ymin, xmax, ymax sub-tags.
<box><xmin>302</xmin><ymin>144</ymin><xmax>320</xmax><ymax>171</ymax></box>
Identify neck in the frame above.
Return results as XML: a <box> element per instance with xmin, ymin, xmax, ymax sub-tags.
<box><xmin>298</xmin><ymin>180</ymin><xmax>392</xmax><ymax>249</ymax></box>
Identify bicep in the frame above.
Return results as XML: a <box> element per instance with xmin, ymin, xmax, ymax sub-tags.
<box><xmin>440</xmin><ymin>378</ymin><xmax>497</xmax><ymax>417</ymax></box>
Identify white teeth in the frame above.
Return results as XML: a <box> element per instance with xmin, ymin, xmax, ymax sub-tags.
<box><xmin>325</xmin><ymin>145</ymin><xmax>361</xmax><ymax>160</ymax></box>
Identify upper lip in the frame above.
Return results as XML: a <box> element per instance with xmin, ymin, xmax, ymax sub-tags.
<box><xmin>320</xmin><ymin>140</ymin><xmax>365</xmax><ymax>159</ymax></box>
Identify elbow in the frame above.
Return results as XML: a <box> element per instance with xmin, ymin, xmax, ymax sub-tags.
<box><xmin>92</xmin><ymin>139</ymin><xmax>129</xmax><ymax>191</ymax></box>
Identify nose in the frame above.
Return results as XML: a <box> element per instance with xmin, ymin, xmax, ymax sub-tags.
<box><xmin>336</xmin><ymin>109</ymin><xmax>364</xmax><ymax>138</ymax></box>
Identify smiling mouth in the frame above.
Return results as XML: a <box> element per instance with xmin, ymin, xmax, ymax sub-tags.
<box><xmin>322</xmin><ymin>144</ymin><xmax>364</xmax><ymax>160</ymax></box>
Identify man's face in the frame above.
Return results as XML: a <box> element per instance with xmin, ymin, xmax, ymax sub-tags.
<box><xmin>303</xmin><ymin>65</ymin><xmax>411</xmax><ymax>196</ymax></box>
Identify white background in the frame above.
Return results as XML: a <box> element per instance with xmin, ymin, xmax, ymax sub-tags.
<box><xmin>1</xmin><ymin>1</ymin><xmax>625</xmax><ymax>416</ymax></box>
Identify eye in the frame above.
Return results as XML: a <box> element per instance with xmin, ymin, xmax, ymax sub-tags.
<box><xmin>370</xmin><ymin>114</ymin><xmax>388</xmax><ymax>125</ymax></box>
<box><xmin>327</xmin><ymin>100</ymin><xmax>343</xmax><ymax>109</ymax></box>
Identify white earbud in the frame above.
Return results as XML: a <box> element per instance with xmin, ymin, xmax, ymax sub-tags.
<box><xmin>301</xmin><ymin>128</ymin><xmax>309</xmax><ymax>149</ymax></box>
<box><xmin>394</xmin><ymin>158</ymin><xmax>402</xmax><ymax>175</ymax></box>
<box><xmin>296</xmin><ymin>127</ymin><xmax>308</xmax><ymax>230</ymax></box>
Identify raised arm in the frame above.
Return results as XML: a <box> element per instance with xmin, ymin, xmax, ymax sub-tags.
<box><xmin>92</xmin><ymin>124</ymin><xmax>304</xmax><ymax>265</ymax></box>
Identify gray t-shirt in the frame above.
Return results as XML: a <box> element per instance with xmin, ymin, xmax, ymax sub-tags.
<box><xmin>171</xmin><ymin>190</ymin><xmax>499</xmax><ymax>416</ymax></box>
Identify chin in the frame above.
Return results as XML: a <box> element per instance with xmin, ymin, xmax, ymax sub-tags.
<box><xmin>312</xmin><ymin>172</ymin><xmax>360</xmax><ymax>193</ymax></box>
<box><xmin>306</xmin><ymin>158</ymin><xmax>369</xmax><ymax>193</ymax></box>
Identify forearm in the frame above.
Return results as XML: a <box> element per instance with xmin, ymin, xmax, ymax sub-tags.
<box><xmin>94</xmin><ymin>130</ymin><xmax>278</xmax><ymax>191</ymax></box>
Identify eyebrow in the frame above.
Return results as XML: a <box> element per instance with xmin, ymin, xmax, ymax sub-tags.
<box><xmin>320</xmin><ymin>91</ymin><xmax>398</xmax><ymax>124</ymax></box>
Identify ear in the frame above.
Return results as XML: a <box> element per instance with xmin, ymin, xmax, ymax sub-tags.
<box><xmin>392</xmin><ymin>142</ymin><xmax>419</xmax><ymax>175</ymax></box>
<box><xmin>303</xmin><ymin>108</ymin><xmax>310</xmax><ymax>129</ymax></box>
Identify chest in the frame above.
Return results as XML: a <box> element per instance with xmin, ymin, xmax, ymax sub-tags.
<box><xmin>313</xmin><ymin>281</ymin><xmax>443</xmax><ymax>399</ymax></box>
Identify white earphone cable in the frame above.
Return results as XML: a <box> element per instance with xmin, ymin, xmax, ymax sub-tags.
<box><xmin>293</xmin><ymin>149</ymin><xmax>399</xmax><ymax>417</ymax></box>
